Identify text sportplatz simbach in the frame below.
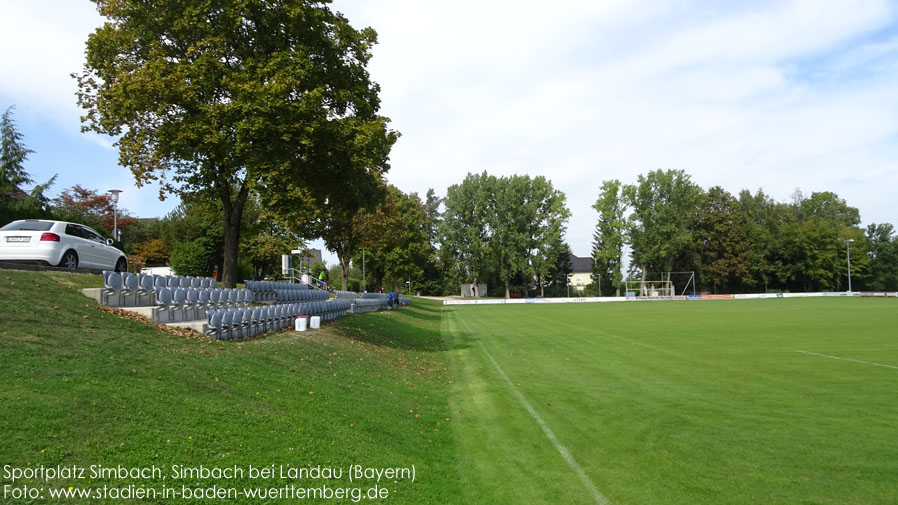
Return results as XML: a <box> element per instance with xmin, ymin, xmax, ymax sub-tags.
<box><xmin>2</xmin><ymin>464</ymin><xmax>415</xmax><ymax>502</ymax></box>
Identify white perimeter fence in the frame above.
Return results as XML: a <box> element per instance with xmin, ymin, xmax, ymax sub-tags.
<box><xmin>443</xmin><ymin>291</ymin><xmax>897</xmax><ymax>306</ymax></box>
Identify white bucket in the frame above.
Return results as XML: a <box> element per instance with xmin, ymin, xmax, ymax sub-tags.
<box><xmin>295</xmin><ymin>317</ymin><xmax>308</xmax><ymax>332</ymax></box>
<box><xmin>310</xmin><ymin>316</ymin><xmax>321</xmax><ymax>329</ymax></box>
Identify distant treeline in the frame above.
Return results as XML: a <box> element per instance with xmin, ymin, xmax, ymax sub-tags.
<box><xmin>591</xmin><ymin>169</ymin><xmax>897</xmax><ymax>295</ymax></box>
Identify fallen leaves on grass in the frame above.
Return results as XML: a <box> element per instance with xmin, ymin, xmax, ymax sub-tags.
<box><xmin>97</xmin><ymin>305</ymin><xmax>207</xmax><ymax>340</ymax></box>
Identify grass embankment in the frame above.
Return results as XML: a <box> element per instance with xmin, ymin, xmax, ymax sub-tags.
<box><xmin>444</xmin><ymin>299</ymin><xmax>898</xmax><ymax>505</ymax></box>
<box><xmin>0</xmin><ymin>269</ymin><xmax>459</xmax><ymax>504</ymax></box>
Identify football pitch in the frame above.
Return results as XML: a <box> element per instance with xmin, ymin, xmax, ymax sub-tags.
<box><xmin>442</xmin><ymin>298</ymin><xmax>898</xmax><ymax>505</ymax></box>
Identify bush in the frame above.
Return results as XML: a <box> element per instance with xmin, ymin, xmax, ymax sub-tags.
<box><xmin>238</xmin><ymin>258</ymin><xmax>254</xmax><ymax>284</ymax></box>
<box><xmin>169</xmin><ymin>240</ymin><xmax>210</xmax><ymax>277</ymax></box>
<box><xmin>127</xmin><ymin>255</ymin><xmax>146</xmax><ymax>274</ymax></box>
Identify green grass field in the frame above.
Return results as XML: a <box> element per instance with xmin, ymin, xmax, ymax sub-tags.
<box><xmin>444</xmin><ymin>299</ymin><xmax>898</xmax><ymax>505</ymax></box>
<box><xmin>1</xmin><ymin>269</ymin><xmax>896</xmax><ymax>504</ymax></box>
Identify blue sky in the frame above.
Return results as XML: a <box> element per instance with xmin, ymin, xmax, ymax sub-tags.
<box><xmin>2</xmin><ymin>0</ymin><xmax>898</xmax><ymax>266</ymax></box>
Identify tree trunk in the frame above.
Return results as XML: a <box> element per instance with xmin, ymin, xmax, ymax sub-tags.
<box><xmin>640</xmin><ymin>265</ymin><xmax>648</xmax><ymax>296</ymax></box>
<box><xmin>539</xmin><ymin>274</ymin><xmax>545</xmax><ymax>297</ymax></box>
<box><xmin>504</xmin><ymin>278</ymin><xmax>510</xmax><ymax>299</ymax></box>
<box><xmin>339</xmin><ymin>254</ymin><xmax>350</xmax><ymax>291</ymax></box>
<box><xmin>219</xmin><ymin>182</ymin><xmax>249</xmax><ymax>289</ymax></box>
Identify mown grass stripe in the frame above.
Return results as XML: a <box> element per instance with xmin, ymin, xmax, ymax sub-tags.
<box><xmin>452</xmin><ymin>309</ymin><xmax>611</xmax><ymax>505</ymax></box>
<box><xmin>795</xmin><ymin>350</ymin><xmax>898</xmax><ymax>370</ymax></box>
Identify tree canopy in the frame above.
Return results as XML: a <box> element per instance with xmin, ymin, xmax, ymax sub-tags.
<box><xmin>441</xmin><ymin>172</ymin><xmax>570</xmax><ymax>298</ymax></box>
<box><xmin>75</xmin><ymin>0</ymin><xmax>397</xmax><ymax>287</ymax></box>
<box><xmin>590</xmin><ymin>170</ymin><xmax>894</xmax><ymax>294</ymax></box>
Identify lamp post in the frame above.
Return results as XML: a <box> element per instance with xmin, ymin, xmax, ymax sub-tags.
<box><xmin>844</xmin><ymin>239</ymin><xmax>854</xmax><ymax>293</ymax></box>
<box><xmin>108</xmin><ymin>189</ymin><xmax>122</xmax><ymax>241</ymax></box>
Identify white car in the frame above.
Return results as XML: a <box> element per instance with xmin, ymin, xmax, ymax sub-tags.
<box><xmin>0</xmin><ymin>219</ymin><xmax>128</xmax><ymax>272</ymax></box>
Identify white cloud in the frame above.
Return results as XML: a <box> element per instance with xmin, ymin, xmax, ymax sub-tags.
<box><xmin>335</xmin><ymin>0</ymin><xmax>898</xmax><ymax>256</ymax></box>
<box><xmin>0</xmin><ymin>1</ymin><xmax>104</xmax><ymax>130</ymax></box>
<box><xmin>3</xmin><ymin>0</ymin><xmax>898</xmax><ymax>265</ymax></box>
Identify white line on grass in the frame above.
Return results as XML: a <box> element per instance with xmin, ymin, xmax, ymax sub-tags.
<box><xmin>454</xmin><ymin>312</ymin><xmax>611</xmax><ymax>505</ymax></box>
<box><xmin>795</xmin><ymin>350</ymin><xmax>898</xmax><ymax>370</ymax></box>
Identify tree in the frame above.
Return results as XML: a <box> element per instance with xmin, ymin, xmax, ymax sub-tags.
<box><xmin>0</xmin><ymin>106</ymin><xmax>58</xmax><ymax>225</ymax></box>
<box><xmin>423</xmin><ymin>188</ymin><xmax>442</xmax><ymax>247</ymax></box>
<box><xmin>353</xmin><ymin>186</ymin><xmax>432</xmax><ymax>292</ymax></box>
<box><xmin>75</xmin><ymin>0</ymin><xmax>398</xmax><ymax>287</ymax></box>
<box><xmin>241</xmin><ymin>212</ymin><xmax>301</xmax><ymax>280</ymax></box>
<box><xmin>0</xmin><ymin>106</ymin><xmax>34</xmax><ymax>197</ymax></box>
<box><xmin>312</xmin><ymin>198</ymin><xmax>375</xmax><ymax>291</ymax></box>
<box><xmin>624</xmin><ymin>169</ymin><xmax>704</xmax><ymax>290</ymax></box>
<box><xmin>441</xmin><ymin>172</ymin><xmax>495</xmax><ymax>295</ymax></box>
<box><xmin>522</xmin><ymin>176</ymin><xmax>569</xmax><ymax>298</ymax></box>
<box><xmin>591</xmin><ymin>179</ymin><xmax>626</xmax><ymax>296</ymax></box>
<box><xmin>541</xmin><ymin>241</ymin><xmax>573</xmax><ymax>297</ymax></box>
<box><xmin>442</xmin><ymin>172</ymin><xmax>570</xmax><ymax>299</ymax></box>
<box><xmin>698</xmin><ymin>186</ymin><xmax>752</xmax><ymax>293</ymax></box>
<box><xmin>131</xmin><ymin>238</ymin><xmax>168</xmax><ymax>265</ymax></box>
<box><xmin>160</xmin><ymin>195</ymin><xmax>225</xmax><ymax>275</ymax></box>
<box><xmin>864</xmin><ymin>223</ymin><xmax>898</xmax><ymax>290</ymax></box>
<box><xmin>52</xmin><ymin>185</ymin><xmax>137</xmax><ymax>236</ymax></box>
<box><xmin>170</xmin><ymin>240</ymin><xmax>212</xmax><ymax>277</ymax></box>
<box><xmin>491</xmin><ymin>175</ymin><xmax>535</xmax><ymax>298</ymax></box>
<box><xmin>736</xmin><ymin>189</ymin><xmax>782</xmax><ymax>291</ymax></box>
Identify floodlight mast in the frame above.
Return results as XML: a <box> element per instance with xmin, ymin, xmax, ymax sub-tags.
<box><xmin>844</xmin><ymin>239</ymin><xmax>854</xmax><ymax>293</ymax></box>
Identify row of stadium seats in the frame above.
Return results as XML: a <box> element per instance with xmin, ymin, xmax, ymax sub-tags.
<box><xmin>153</xmin><ymin>287</ymin><xmax>254</xmax><ymax>323</ymax></box>
<box><xmin>101</xmin><ymin>271</ymin><xmax>218</xmax><ymax>307</ymax></box>
<box><xmin>205</xmin><ymin>300</ymin><xmax>353</xmax><ymax>340</ymax></box>
<box><xmin>274</xmin><ymin>288</ymin><xmax>330</xmax><ymax>302</ymax></box>
<box><xmin>246</xmin><ymin>280</ymin><xmax>309</xmax><ymax>301</ymax></box>
<box><xmin>352</xmin><ymin>298</ymin><xmax>389</xmax><ymax>313</ymax></box>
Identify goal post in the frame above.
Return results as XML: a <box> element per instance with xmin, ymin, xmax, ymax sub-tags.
<box><xmin>625</xmin><ymin>279</ymin><xmax>674</xmax><ymax>297</ymax></box>
<box><xmin>624</xmin><ymin>271</ymin><xmax>695</xmax><ymax>297</ymax></box>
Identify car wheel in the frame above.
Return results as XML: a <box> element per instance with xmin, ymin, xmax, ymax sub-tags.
<box><xmin>115</xmin><ymin>257</ymin><xmax>128</xmax><ymax>273</ymax></box>
<box><xmin>59</xmin><ymin>250</ymin><xmax>78</xmax><ymax>269</ymax></box>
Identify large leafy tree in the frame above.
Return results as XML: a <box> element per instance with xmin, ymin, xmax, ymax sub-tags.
<box><xmin>624</xmin><ymin>169</ymin><xmax>704</xmax><ymax>288</ymax></box>
<box><xmin>75</xmin><ymin>0</ymin><xmax>398</xmax><ymax>287</ymax></box>
<box><xmin>491</xmin><ymin>175</ymin><xmax>534</xmax><ymax>298</ymax></box>
<box><xmin>441</xmin><ymin>172</ymin><xmax>569</xmax><ymax>299</ymax></box>
<box><xmin>591</xmin><ymin>179</ymin><xmax>626</xmax><ymax>296</ymax></box>
<box><xmin>521</xmin><ymin>176</ymin><xmax>569</xmax><ymax>298</ymax></box>
<box><xmin>358</xmin><ymin>186</ymin><xmax>431</xmax><ymax>292</ymax></box>
<box><xmin>698</xmin><ymin>186</ymin><xmax>752</xmax><ymax>293</ymax></box>
<box><xmin>441</xmin><ymin>172</ymin><xmax>495</xmax><ymax>294</ymax></box>
<box><xmin>864</xmin><ymin>223</ymin><xmax>898</xmax><ymax>290</ymax></box>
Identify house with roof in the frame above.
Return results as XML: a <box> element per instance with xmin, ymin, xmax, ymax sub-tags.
<box><xmin>568</xmin><ymin>254</ymin><xmax>594</xmax><ymax>294</ymax></box>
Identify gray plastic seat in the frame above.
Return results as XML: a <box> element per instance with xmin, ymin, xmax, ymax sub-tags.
<box><xmin>231</xmin><ymin>309</ymin><xmax>244</xmax><ymax>339</ymax></box>
<box><xmin>207</xmin><ymin>310</ymin><xmax>222</xmax><ymax>339</ymax></box>
<box><xmin>221</xmin><ymin>310</ymin><xmax>234</xmax><ymax>340</ymax></box>
<box><xmin>102</xmin><ymin>271</ymin><xmax>123</xmax><ymax>305</ymax></box>
<box><xmin>209</xmin><ymin>289</ymin><xmax>221</xmax><ymax>307</ymax></box>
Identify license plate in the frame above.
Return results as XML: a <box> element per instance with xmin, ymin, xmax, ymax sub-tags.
<box><xmin>6</xmin><ymin>236</ymin><xmax>30</xmax><ymax>243</ymax></box>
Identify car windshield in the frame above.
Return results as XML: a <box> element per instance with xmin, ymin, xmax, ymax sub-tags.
<box><xmin>0</xmin><ymin>221</ymin><xmax>54</xmax><ymax>232</ymax></box>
